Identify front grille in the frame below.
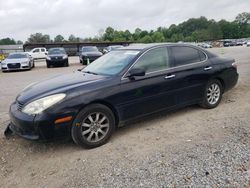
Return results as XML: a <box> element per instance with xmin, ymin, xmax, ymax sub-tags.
<box><xmin>51</xmin><ymin>57</ymin><xmax>63</xmax><ymax>61</ymax></box>
<box><xmin>8</xmin><ymin>63</ymin><xmax>21</xmax><ymax>69</ymax></box>
<box><xmin>17</xmin><ymin>101</ymin><xmax>24</xmax><ymax>111</ymax></box>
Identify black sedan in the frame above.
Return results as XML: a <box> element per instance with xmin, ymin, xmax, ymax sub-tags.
<box><xmin>79</xmin><ymin>46</ymin><xmax>103</xmax><ymax>65</ymax></box>
<box><xmin>6</xmin><ymin>43</ymin><xmax>238</xmax><ymax>148</ymax></box>
<box><xmin>46</xmin><ymin>48</ymin><xmax>69</xmax><ymax>68</ymax></box>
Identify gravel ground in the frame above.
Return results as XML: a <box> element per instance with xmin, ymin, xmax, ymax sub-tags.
<box><xmin>0</xmin><ymin>46</ymin><xmax>250</xmax><ymax>187</ymax></box>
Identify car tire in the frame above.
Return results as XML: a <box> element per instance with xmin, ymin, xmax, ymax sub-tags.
<box><xmin>65</xmin><ymin>61</ymin><xmax>69</xmax><ymax>67</ymax></box>
<box><xmin>33</xmin><ymin>62</ymin><xmax>35</xmax><ymax>68</ymax></box>
<box><xmin>71</xmin><ymin>104</ymin><xmax>115</xmax><ymax>148</ymax></box>
<box><xmin>80</xmin><ymin>59</ymin><xmax>83</xmax><ymax>64</ymax></box>
<box><xmin>200</xmin><ymin>79</ymin><xmax>223</xmax><ymax>109</ymax></box>
<box><xmin>46</xmin><ymin>63</ymin><xmax>51</xmax><ymax>68</ymax></box>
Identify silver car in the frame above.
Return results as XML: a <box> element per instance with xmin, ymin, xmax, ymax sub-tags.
<box><xmin>1</xmin><ymin>52</ymin><xmax>34</xmax><ymax>72</ymax></box>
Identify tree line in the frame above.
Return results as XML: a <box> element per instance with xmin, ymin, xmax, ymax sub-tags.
<box><xmin>0</xmin><ymin>12</ymin><xmax>249</xmax><ymax>45</ymax></box>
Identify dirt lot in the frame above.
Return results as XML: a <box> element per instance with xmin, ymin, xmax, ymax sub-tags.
<box><xmin>0</xmin><ymin>46</ymin><xmax>250</xmax><ymax>187</ymax></box>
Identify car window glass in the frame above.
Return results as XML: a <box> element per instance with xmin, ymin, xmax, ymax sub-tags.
<box><xmin>199</xmin><ymin>50</ymin><xmax>206</xmax><ymax>61</ymax></box>
<box><xmin>133</xmin><ymin>47</ymin><xmax>169</xmax><ymax>73</ymax></box>
<box><xmin>172</xmin><ymin>46</ymin><xmax>201</xmax><ymax>66</ymax></box>
<box><xmin>41</xmin><ymin>49</ymin><xmax>45</xmax><ymax>52</ymax></box>
<box><xmin>33</xmin><ymin>49</ymin><xmax>40</xmax><ymax>53</ymax></box>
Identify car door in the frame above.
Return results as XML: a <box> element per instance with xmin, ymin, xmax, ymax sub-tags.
<box><xmin>116</xmin><ymin>47</ymin><xmax>180</xmax><ymax>121</ymax></box>
<box><xmin>32</xmin><ymin>48</ymin><xmax>40</xmax><ymax>59</ymax></box>
<box><xmin>169</xmin><ymin>45</ymin><xmax>216</xmax><ymax>105</ymax></box>
<box><xmin>41</xmin><ymin>48</ymin><xmax>47</xmax><ymax>58</ymax></box>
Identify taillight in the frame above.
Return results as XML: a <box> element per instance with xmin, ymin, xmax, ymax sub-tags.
<box><xmin>232</xmin><ymin>62</ymin><xmax>237</xmax><ymax>69</ymax></box>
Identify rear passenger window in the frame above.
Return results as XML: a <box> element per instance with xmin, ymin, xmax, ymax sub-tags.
<box><xmin>199</xmin><ymin>50</ymin><xmax>206</xmax><ymax>61</ymax></box>
<box><xmin>133</xmin><ymin>47</ymin><xmax>170</xmax><ymax>73</ymax></box>
<box><xmin>172</xmin><ymin>46</ymin><xmax>205</xmax><ymax>66</ymax></box>
<box><xmin>41</xmin><ymin>48</ymin><xmax>45</xmax><ymax>52</ymax></box>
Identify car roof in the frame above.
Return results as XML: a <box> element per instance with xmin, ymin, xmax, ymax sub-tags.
<box><xmin>120</xmin><ymin>43</ymin><xmax>199</xmax><ymax>51</ymax></box>
<box><xmin>49</xmin><ymin>47</ymin><xmax>65</xmax><ymax>50</ymax></box>
<box><xmin>9</xmin><ymin>52</ymin><xmax>28</xmax><ymax>55</ymax></box>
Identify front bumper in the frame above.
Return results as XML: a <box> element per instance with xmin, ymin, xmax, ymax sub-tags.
<box><xmin>1</xmin><ymin>64</ymin><xmax>30</xmax><ymax>71</ymax></box>
<box><xmin>8</xmin><ymin>101</ymin><xmax>75</xmax><ymax>141</ymax></box>
<box><xmin>46</xmin><ymin>59</ymin><xmax>68</xmax><ymax>66</ymax></box>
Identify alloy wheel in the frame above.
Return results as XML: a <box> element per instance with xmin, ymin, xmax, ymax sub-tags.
<box><xmin>81</xmin><ymin>112</ymin><xmax>110</xmax><ymax>143</ymax></box>
<box><xmin>207</xmin><ymin>83</ymin><xmax>221</xmax><ymax>105</ymax></box>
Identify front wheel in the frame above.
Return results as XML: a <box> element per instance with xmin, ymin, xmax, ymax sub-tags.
<box><xmin>71</xmin><ymin>104</ymin><xmax>115</xmax><ymax>148</ymax></box>
<box><xmin>200</xmin><ymin>80</ymin><xmax>223</xmax><ymax>109</ymax></box>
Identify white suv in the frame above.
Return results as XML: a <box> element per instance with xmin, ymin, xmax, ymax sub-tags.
<box><xmin>28</xmin><ymin>47</ymin><xmax>48</xmax><ymax>59</ymax></box>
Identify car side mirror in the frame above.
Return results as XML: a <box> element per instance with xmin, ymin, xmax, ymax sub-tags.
<box><xmin>127</xmin><ymin>68</ymin><xmax>145</xmax><ymax>79</ymax></box>
<box><xmin>45</xmin><ymin>52</ymin><xmax>48</xmax><ymax>55</ymax></box>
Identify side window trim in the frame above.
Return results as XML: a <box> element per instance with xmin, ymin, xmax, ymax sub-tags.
<box><xmin>131</xmin><ymin>46</ymin><xmax>169</xmax><ymax>74</ymax></box>
<box><xmin>170</xmin><ymin>46</ymin><xmax>208</xmax><ymax>68</ymax></box>
<box><xmin>121</xmin><ymin>45</ymin><xmax>208</xmax><ymax>80</ymax></box>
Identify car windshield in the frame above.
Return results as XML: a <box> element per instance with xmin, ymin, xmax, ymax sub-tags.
<box><xmin>48</xmin><ymin>48</ymin><xmax>65</xmax><ymax>55</ymax></box>
<box><xmin>82</xmin><ymin>47</ymin><xmax>98</xmax><ymax>52</ymax></box>
<box><xmin>7</xmin><ymin>53</ymin><xmax>27</xmax><ymax>59</ymax></box>
<box><xmin>83</xmin><ymin>50</ymin><xmax>140</xmax><ymax>76</ymax></box>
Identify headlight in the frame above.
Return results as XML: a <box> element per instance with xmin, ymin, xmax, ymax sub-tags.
<box><xmin>63</xmin><ymin>55</ymin><xmax>68</xmax><ymax>59</ymax></box>
<box><xmin>22</xmin><ymin>93</ymin><xmax>66</xmax><ymax>115</ymax></box>
<box><xmin>21</xmin><ymin>61</ymin><xmax>29</xmax><ymax>65</ymax></box>
<box><xmin>46</xmin><ymin>56</ymin><xmax>51</xmax><ymax>60</ymax></box>
<box><xmin>1</xmin><ymin>62</ymin><xmax>6</xmax><ymax>66</ymax></box>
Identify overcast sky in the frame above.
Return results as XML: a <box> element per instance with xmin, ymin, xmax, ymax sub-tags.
<box><xmin>0</xmin><ymin>0</ymin><xmax>249</xmax><ymax>41</ymax></box>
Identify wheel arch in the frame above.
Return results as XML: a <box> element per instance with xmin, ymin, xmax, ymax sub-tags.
<box><xmin>213</xmin><ymin>77</ymin><xmax>225</xmax><ymax>93</ymax></box>
<box><xmin>87</xmin><ymin>100</ymin><xmax>120</xmax><ymax>127</ymax></box>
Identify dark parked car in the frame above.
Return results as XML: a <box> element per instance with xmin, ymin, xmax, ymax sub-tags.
<box><xmin>46</xmin><ymin>48</ymin><xmax>69</xmax><ymax>68</ymax></box>
<box><xmin>6</xmin><ymin>43</ymin><xmax>238</xmax><ymax>148</ymax></box>
<box><xmin>224</xmin><ymin>41</ymin><xmax>236</xmax><ymax>47</ymax></box>
<box><xmin>79</xmin><ymin>46</ymin><xmax>102</xmax><ymax>65</ymax></box>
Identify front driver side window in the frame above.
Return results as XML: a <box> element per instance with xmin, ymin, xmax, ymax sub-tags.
<box><xmin>133</xmin><ymin>47</ymin><xmax>169</xmax><ymax>73</ymax></box>
<box><xmin>33</xmin><ymin>49</ymin><xmax>40</xmax><ymax>53</ymax></box>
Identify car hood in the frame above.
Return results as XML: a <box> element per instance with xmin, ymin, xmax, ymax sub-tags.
<box><xmin>17</xmin><ymin>71</ymin><xmax>111</xmax><ymax>104</ymax></box>
<box><xmin>48</xmin><ymin>54</ymin><xmax>66</xmax><ymax>57</ymax></box>
<box><xmin>81</xmin><ymin>52</ymin><xmax>102</xmax><ymax>56</ymax></box>
<box><xmin>3</xmin><ymin>58</ymin><xmax>29</xmax><ymax>64</ymax></box>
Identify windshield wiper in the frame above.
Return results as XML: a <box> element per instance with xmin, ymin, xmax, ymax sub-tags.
<box><xmin>83</xmin><ymin>71</ymin><xmax>98</xmax><ymax>75</ymax></box>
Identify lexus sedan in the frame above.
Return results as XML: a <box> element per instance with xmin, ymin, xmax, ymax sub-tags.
<box><xmin>46</xmin><ymin>48</ymin><xmax>69</xmax><ymax>68</ymax></box>
<box><xmin>5</xmin><ymin>43</ymin><xmax>238</xmax><ymax>148</ymax></box>
<box><xmin>1</xmin><ymin>52</ymin><xmax>34</xmax><ymax>72</ymax></box>
<box><xmin>79</xmin><ymin>46</ymin><xmax>103</xmax><ymax>65</ymax></box>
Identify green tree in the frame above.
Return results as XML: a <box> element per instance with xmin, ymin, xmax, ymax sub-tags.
<box><xmin>151</xmin><ymin>32</ymin><xmax>165</xmax><ymax>42</ymax></box>
<box><xmin>68</xmin><ymin>34</ymin><xmax>77</xmax><ymax>42</ymax></box>
<box><xmin>27</xmin><ymin>33</ymin><xmax>51</xmax><ymax>43</ymax></box>
<box><xmin>0</xmin><ymin>38</ymin><xmax>16</xmax><ymax>45</ymax></box>
<box><xmin>235</xmin><ymin>12</ymin><xmax>250</xmax><ymax>24</ymax></box>
<box><xmin>139</xmin><ymin>35</ymin><xmax>153</xmax><ymax>43</ymax></box>
<box><xmin>54</xmin><ymin>35</ymin><xmax>64</xmax><ymax>42</ymax></box>
<box><xmin>103</xmin><ymin>27</ymin><xmax>115</xmax><ymax>41</ymax></box>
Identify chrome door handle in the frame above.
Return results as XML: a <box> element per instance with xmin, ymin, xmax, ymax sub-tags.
<box><xmin>165</xmin><ymin>74</ymin><xmax>175</xmax><ymax>79</ymax></box>
<box><xmin>204</xmin><ymin>66</ymin><xmax>212</xmax><ymax>71</ymax></box>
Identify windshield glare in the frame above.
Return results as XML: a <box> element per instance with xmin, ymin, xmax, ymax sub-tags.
<box><xmin>7</xmin><ymin>54</ymin><xmax>27</xmax><ymax>59</ymax></box>
<box><xmin>83</xmin><ymin>50</ymin><xmax>139</xmax><ymax>76</ymax></box>
<box><xmin>48</xmin><ymin>48</ymin><xmax>66</xmax><ymax>55</ymax></box>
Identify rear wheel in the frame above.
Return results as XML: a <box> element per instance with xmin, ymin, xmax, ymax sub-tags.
<box><xmin>200</xmin><ymin>79</ymin><xmax>222</xmax><ymax>109</ymax></box>
<box><xmin>71</xmin><ymin>104</ymin><xmax>115</xmax><ymax>148</ymax></box>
